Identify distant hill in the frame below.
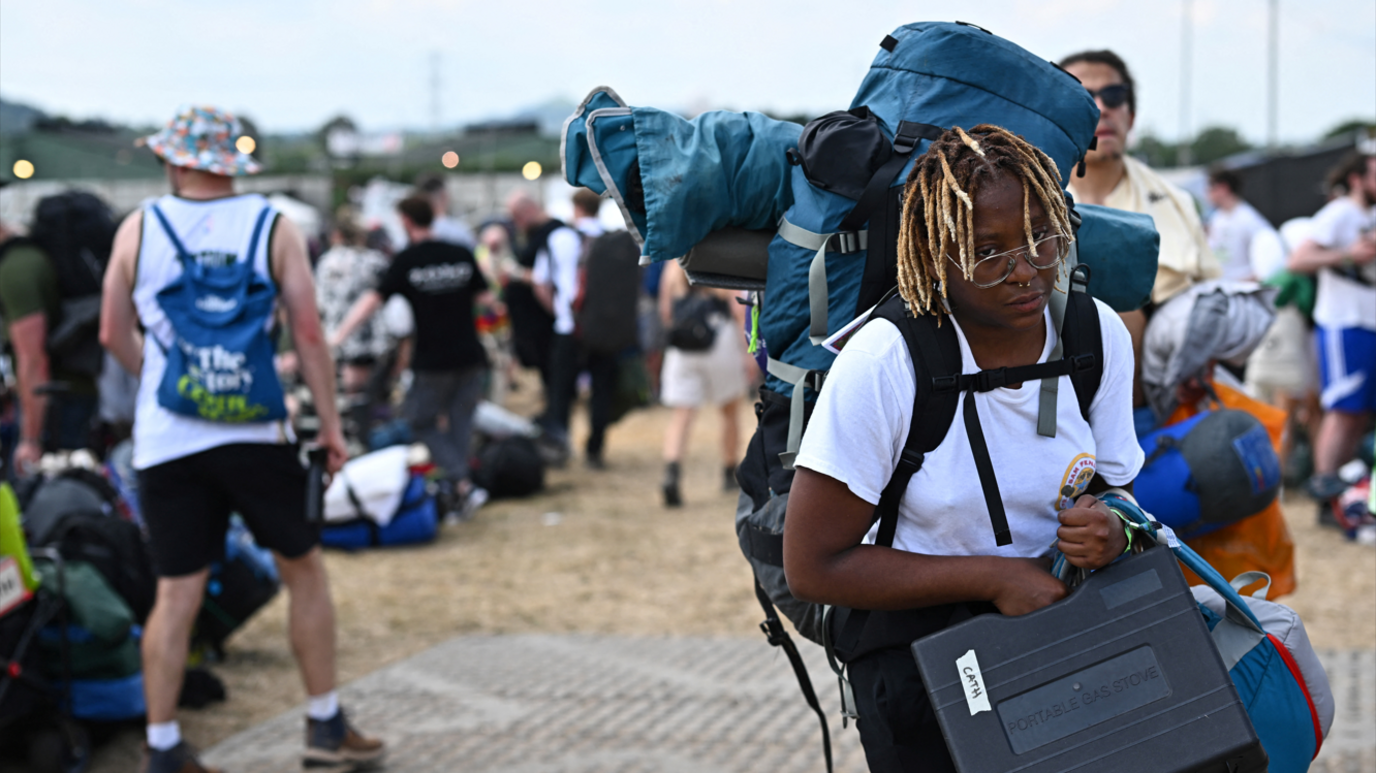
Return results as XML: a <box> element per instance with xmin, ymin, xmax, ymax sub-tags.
<box><xmin>0</xmin><ymin>97</ymin><xmax>47</xmax><ymax>135</ymax></box>
<box><xmin>498</xmin><ymin>97</ymin><xmax>579</xmax><ymax>137</ymax></box>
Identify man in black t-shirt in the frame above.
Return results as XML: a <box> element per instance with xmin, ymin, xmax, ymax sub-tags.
<box><xmin>331</xmin><ymin>195</ymin><xmax>496</xmax><ymax>517</ymax></box>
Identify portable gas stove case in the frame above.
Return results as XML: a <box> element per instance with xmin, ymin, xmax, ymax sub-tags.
<box><xmin>910</xmin><ymin>545</ymin><xmax>1268</xmax><ymax>773</ymax></box>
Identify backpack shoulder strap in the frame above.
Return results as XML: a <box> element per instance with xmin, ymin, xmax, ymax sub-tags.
<box><xmin>1059</xmin><ymin>278</ymin><xmax>1104</xmax><ymax>423</ymax></box>
<box><xmin>870</xmin><ymin>294</ymin><xmax>961</xmax><ymax>548</ymax></box>
<box><xmin>149</xmin><ymin>204</ymin><xmax>193</xmax><ymax>263</ymax></box>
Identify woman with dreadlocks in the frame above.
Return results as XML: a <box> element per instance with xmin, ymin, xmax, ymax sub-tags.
<box><xmin>783</xmin><ymin>124</ymin><xmax>1144</xmax><ymax>772</ymax></box>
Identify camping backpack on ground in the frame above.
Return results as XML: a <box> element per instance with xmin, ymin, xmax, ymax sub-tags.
<box><xmin>33</xmin><ymin>558</ymin><xmax>147</xmax><ymax>722</ymax></box>
<box><xmin>0</xmin><ymin>190</ymin><xmax>116</xmax><ymax>378</ymax></box>
<box><xmin>472</xmin><ymin>436</ymin><xmax>545</xmax><ymax>499</ymax></box>
<box><xmin>149</xmin><ymin>203</ymin><xmax>288</xmax><ymax>424</ymax></box>
<box><xmin>1103</xmin><ymin>494</ymin><xmax>1332</xmax><ymax>773</ymax></box>
<box><xmin>192</xmin><ymin>519</ymin><xmax>280</xmax><ymax>655</ymax></box>
<box><xmin>23</xmin><ymin>470</ymin><xmax>157</xmax><ymax>625</ymax></box>
<box><xmin>574</xmin><ymin>230</ymin><xmax>642</xmax><ymax>355</ymax></box>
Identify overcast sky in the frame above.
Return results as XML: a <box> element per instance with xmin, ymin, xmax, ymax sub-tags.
<box><xmin>1</xmin><ymin>0</ymin><xmax>1371</xmax><ymax>146</ymax></box>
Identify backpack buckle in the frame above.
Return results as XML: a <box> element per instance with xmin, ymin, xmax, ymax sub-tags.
<box><xmin>931</xmin><ymin>375</ymin><xmax>959</xmax><ymax>392</ymax></box>
<box><xmin>896</xmin><ymin>448</ymin><xmax>925</xmax><ymax>475</ymax></box>
<box><xmin>1069</xmin><ymin>353</ymin><xmax>1096</xmax><ymax>373</ymax></box>
<box><xmin>972</xmin><ymin>367</ymin><xmax>1008</xmax><ymax>392</ymax></box>
<box><xmin>827</xmin><ymin>231</ymin><xmax>863</xmax><ymax>254</ymax></box>
<box><xmin>759</xmin><ymin>617</ymin><xmax>786</xmax><ymax>646</ymax></box>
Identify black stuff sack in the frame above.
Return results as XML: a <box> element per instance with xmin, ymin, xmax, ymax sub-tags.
<box><xmin>473</xmin><ymin>437</ymin><xmax>546</xmax><ymax>499</ymax></box>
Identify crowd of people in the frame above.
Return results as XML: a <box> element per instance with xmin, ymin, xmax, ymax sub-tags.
<box><xmin>0</xmin><ymin>40</ymin><xmax>1371</xmax><ymax>773</ymax></box>
<box><xmin>0</xmin><ymin>101</ymin><xmax>759</xmax><ymax>772</ymax></box>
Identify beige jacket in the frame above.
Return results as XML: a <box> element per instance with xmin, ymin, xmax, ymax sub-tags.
<box><xmin>1070</xmin><ymin>155</ymin><xmax>1219</xmax><ymax>304</ymax></box>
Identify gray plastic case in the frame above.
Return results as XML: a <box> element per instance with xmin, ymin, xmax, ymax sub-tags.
<box><xmin>910</xmin><ymin>546</ymin><xmax>1268</xmax><ymax>773</ymax></box>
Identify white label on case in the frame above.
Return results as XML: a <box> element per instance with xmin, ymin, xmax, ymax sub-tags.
<box><xmin>956</xmin><ymin>649</ymin><xmax>992</xmax><ymax>716</ymax></box>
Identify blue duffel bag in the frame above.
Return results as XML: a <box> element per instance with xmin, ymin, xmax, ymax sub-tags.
<box><xmin>321</xmin><ymin>475</ymin><xmax>437</xmax><ymax>551</ymax></box>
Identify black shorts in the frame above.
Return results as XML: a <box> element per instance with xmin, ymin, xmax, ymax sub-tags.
<box><xmin>138</xmin><ymin>443</ymin><xmax>318</xmax><ymax>577</ymax></box>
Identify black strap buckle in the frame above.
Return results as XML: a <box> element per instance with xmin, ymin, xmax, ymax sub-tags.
<box><xmin>895</xmin><ymin>448</ymin><xmax>925</xmax><ymax>476</ymax></box>
<box><xmin>1069</xmin><ymin>353</ymin><xmax>1097</xmax><ymax>373</ymax></box>
<box><xmin>760</xmin><ymin>617</ymin><xmax>787</xmax><ymax>647</ymax></box>
<box><xmin>827</xmin><ymin>231</ymin><xmax>863</xmax><ymax>254</ymax></box>
<box><xmin>971</xmin><ymin>367</ymin><xmax>1008</xmax><ymax>392</ymax></box>
<box><xmin>806</xmin><ymin>370</ymin><xmax>828</xmax><ymax>392</ymax></box>
<box><xmin>931</xmin><ymin>375</ymin><xmax>959</xmax><ymax>392</ymax></box>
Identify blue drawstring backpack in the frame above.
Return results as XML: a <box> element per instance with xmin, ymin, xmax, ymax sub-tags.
<box><xmin>1101</xmin><ymin>494</ymin><xmax>1331</xmax><ymax>772</ymax></box>
<box><xmin>150</xmin><ymin>204</ymin><xmax>287</xmax><ymax>424</ymax></box>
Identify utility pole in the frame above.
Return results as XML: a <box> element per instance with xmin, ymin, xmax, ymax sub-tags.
<box><xmin>1178</xmin><ymin>0</ymin><xmax>1194</xmax><ymax>167</ymax></box>
<box><xmin>430</xmin><ymin>51</ymin><xmax>441</xmax><ymax>132</ymax></box>
<box><xmin>1267</xmin><ymin>0</ymin><xmax>1279</xmax><ymax>149</ymax></box>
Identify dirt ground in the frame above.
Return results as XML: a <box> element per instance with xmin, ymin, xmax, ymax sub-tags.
<box><xmin>59</xmin><ymin>383</ymin><xmax>1376</xmax><ymax>771</ymax></box>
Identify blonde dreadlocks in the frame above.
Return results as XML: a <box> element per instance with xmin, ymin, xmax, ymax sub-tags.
<box><xmin>895</xmin><ymin>124</ymin><xmax>1073</xmax><ymax>317</ymax></box>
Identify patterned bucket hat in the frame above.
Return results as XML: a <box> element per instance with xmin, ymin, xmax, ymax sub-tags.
<box><xmin>141</xmin><ymin>105</ymin><xmax>262</xmax><ymax>176</ymax></box>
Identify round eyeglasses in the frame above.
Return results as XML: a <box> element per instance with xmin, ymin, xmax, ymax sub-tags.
<box><xmin>948</xmin><ymin>234</ymin><xmax>1067</xmax><ymax>288</ymax></box>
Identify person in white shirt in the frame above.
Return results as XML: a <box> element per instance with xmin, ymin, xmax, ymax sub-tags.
<box><xmin>1287</xmin><ymin>152</ymin><xmax>1376</xmax><ymax>502</ymax></box>
<box><xmin>416</xmin><ymin>173</ymin><xmax>476</xmax><ymax>249</ymax></box>
<box><xmin>783</xmin><ymin>125</ymin><xmax>1142</xmax><ymax>772</ymax></box>
<box><xmin>1206</xmin><ymin>167</ymin><xmax>1282</xmax><ymax>282</ymax></box>
<box><xmin>100</xmin><ymin>105</ymin><xmax>383</xmax><ymax>773</ymax></box>
<box><xmin>534</xmin><ymin>189</ymin><xmax>621</xmax><ymax>466</ymax></box>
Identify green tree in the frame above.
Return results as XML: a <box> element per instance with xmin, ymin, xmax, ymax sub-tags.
<box><xmin>1189</xmin><ymin>126</ymin><xmax>1251</xmax><ymax>166</ymax></box>
<box><xmin>1323</xmin><ymin>118</ymin><xmax>1376</xmax><ymax>141</ymax></box>
<box><xmin>1131</xmin><ymin>132</ymin><xmax>1178</xmax><ymax>168</ymax></box>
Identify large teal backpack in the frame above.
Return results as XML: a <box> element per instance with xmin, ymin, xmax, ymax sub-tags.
<box><xmin>562</xmin><ymin>21</ymin><xmax>1163</xmax><ymax>772</ymax></box>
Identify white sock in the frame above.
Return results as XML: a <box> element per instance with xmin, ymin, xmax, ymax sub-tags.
<box><xmin>307</xmin><ymin>691</ymin><xmax>339</xmax><ymax>721</ymax></box>
<box><xmin>146</xmin><ymin>721</ymin><xmax>181</xmax><ymax>751</ymax></box>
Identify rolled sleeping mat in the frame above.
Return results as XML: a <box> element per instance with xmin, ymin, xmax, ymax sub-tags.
<box><xmin>680</xmin><ymin>227</ymin><xmax>773</xmax><ymax>291</ymax></box>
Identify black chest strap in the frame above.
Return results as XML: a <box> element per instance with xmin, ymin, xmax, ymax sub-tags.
<box><xmin>870</xmin><ymin>290</ymin><xmax>1102</xmax><ymax>548</ymax></box>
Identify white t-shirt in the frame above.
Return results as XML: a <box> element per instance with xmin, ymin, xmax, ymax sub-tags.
<box><xmin>531</xmin><ymin>223</ymin><xmax>587</xmax><ymax>335</ymax></box>
<box><xmin>1208</xmin><ymin>201</ymin><xmax>1278</xmax><ymax>281</ymax></box>
<box><xmin>132</xmin><ymin>194</ymin><xmax>292</xmax><ymax>470</ymax></box>
<box><xmin>795</xmin><ymin>298</ymin><xmax>1144</xmax><ymax>559</ymax></box>
<box><xmin>1307</xmin><ymin>197</ymin><xmax>1376</xmax><ymax>331</ymax></box>
<box><xmin>431</xmin><ymin>215</ymin><xmax>476</xmax><ymax>250</ymax></box>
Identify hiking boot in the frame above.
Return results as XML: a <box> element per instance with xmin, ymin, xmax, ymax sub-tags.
<box><xmin>304</xmin><ymin>709</ymin><xmax>385</xmax><ymax>770</ymax></box>
<box><xmin>141</xmin><ymin>741</ymin><xmax>221</xmax><ymax>773</ymax></box>
<box><xmin>586</xmin><ymin>452</ymin><xmax>606</xmax><ymax>470</ymax></box>
<box><xmin>723</xmin><ymin>464</ymin><xmax>738</xmax><ymax>493</ymax></box>
<box><xmin>1305</xmin><ymin>473</ymin><xmax>1348</xmax><ymax>501</ymax></box>
<box><xmin>662</xmin><ymin>462</ymin><xmax>682</xmax><ymax>508</ymax></box>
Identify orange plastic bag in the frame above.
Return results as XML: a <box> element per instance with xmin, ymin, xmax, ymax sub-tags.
<box><xmin>1163</xmin><ymin>381</ymin><xmax>1296</xmax><ymax>599</ymax></box>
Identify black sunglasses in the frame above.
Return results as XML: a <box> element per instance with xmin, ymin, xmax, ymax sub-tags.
<box><xmin>1087</xmin><ymin>84</ymin><xmax>1131</xmax><ymax>109</ymax></box>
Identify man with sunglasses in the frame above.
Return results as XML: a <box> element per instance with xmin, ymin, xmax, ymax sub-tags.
<box><xmin>1059</xmin><ymin>50</ymin><xmax>1219</xmax><ymax>407</ymax></box>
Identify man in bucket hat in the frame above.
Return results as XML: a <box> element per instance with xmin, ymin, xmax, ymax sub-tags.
<box><xmin>101</xmin><ymin>106</ymin><xmax>385</xmax><ymax>773</ymax></box>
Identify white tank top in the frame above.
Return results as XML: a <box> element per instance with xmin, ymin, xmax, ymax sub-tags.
<box><xmin>132</xmin><ymin>193</ymin><xmax>294</xmax><ymax>470</ymax></box>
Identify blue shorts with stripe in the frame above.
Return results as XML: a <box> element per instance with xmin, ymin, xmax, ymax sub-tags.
<box><xmin>1316</xmin><ymin>325</ymin><xmax>1376</xmax><ymax>412</ymax></box>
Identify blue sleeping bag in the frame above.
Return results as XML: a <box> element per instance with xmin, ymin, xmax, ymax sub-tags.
<box><xmin>321</xmin><ymin>474</ymin><xmax>437</xmax><ymax>551</ymax></box>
